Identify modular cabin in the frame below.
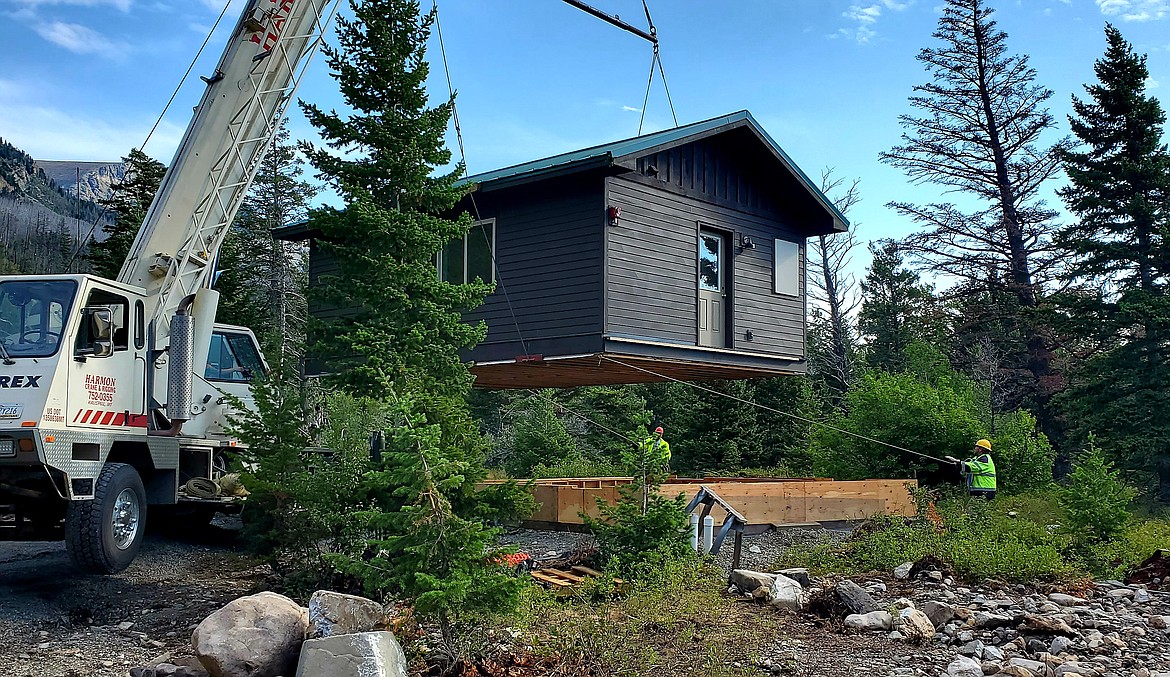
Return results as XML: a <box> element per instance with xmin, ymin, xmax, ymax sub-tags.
<box><xmin>279</xmin><ymin>111</ymin><xmax>848</xmax><ymax>388</ymax></box>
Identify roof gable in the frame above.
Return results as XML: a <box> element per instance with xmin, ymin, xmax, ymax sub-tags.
<box><xmin>462</xmin><ymin>111</ymin><xmax>848</xmax><ymax>233</ymax></box>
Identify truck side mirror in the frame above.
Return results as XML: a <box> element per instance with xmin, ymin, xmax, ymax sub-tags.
<box><xmin>77</xmin><ymin>308</ymin><xmax>114</xmax><ymax>358</ymax></box>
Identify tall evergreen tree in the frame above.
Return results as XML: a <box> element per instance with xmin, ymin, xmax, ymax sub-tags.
<box><xmin>859</xmin><ymin>242</ymin><xmax>949</xmax><ymax>373</ymax></box>
<box><xmin>880</xmin><ymin>0</ymin><xmax>1067</xmax><ymax>439</ymax></box>
<box><xmin>1054</xmin><ymin>25</ymin><xmax>1170</xmax><ymax>500</ymax></box>
<box><xmin>87</xmin><ymin>148</ymin><xmax>165</xmax><ymax>278</ymax></box>
<box><xmin>300</xmin><ymin>0</ymin><xmax>529</xmax><ymax>650</ymax></box>
<box><xmin>216</xmin><ymin>122</ymin><xmax>317</xmax><ymax>359</ymax></box>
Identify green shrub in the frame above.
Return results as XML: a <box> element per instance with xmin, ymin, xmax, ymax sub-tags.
<box><xmin>530</xmin><ymin>455</ymin><xmax>626</xmax><ymax>479</ymax></box>
<box><xmin>991</xmin><ymin>412</ymin><xmax>1056</xmax><ymax>493</ymax></box>
<box><xmin>1060</xmin><ymin>438</ymin><xmax>1136</xmax><ymax>544</ymax></box>
<box><xmin>584</xmin><ymin>483</ymin><xmax>693</xmax><ymax>579</ymax></box>
<box><xmin>232</xmin><ymin>373</ymin><xmax>380</xmax><ymax>595</ymax></box>
<box><xmin>809</xmin><ymin>343</ymin><xmax>1054</xmax><ymax>494</ymax></box>
<box><xmin>1085</xmin><ymin>518</ymin><xmax>1170</xmax><ymax>579</ymax></box>
<box><xmin>780</xmin><ymin>494</ymin><xmax>1076</xmax><ymax>583</ymax></box>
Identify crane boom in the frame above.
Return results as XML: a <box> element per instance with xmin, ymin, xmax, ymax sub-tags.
<box><xmin>119</xmin><ymin>0</ymin><xmax>337</xmax><ymax>340</ymax></box>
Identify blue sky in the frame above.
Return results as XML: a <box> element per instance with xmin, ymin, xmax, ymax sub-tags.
<box><xmin>2</xmin><ymin>0</ymin><xmax>1169</xmax><ymax>252</ymax></box>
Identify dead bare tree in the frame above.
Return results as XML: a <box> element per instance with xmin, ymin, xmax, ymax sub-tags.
<box><xmin>879</xmin><ymin>0</ymin><xmax>1068</xmax><ymax>439</ymax></box>
<box><xmin>806</xmin><ymin>169</ymin><xmax>862</xmax><ymax>403</ymax></box>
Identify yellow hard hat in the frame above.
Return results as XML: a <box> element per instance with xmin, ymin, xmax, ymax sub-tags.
<box><xmin>975</xmin><ymin>439</ymin><xmax>992</xmax><ymax>451</ymax></box>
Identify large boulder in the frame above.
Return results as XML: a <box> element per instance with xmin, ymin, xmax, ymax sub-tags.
<box><xmin>308</xmin><ymin>591</ymin><xmax>384</xmax><ymax>639</ymax></box>
<box><xmin>895</xmin><ymin>608</ymin><xmax>936</xmax><ymax>644</ymax></box>
<box><xmin>296</xmin><ymin>631</ymin><xmax>408</xmax><ymax>677</ymax></box>
<box><xmin>193</xmin><ymin>591</ymin><xmax>309</xmax><ymax>677</ymax></box>
<box><xmin>844</xmin><ymin>610</ymin><xmax>893</xmax><ymax>631</ymax></box>
<box><xmin>729</xmin><ymin>569</ymin><xmax>776</xmax><ymax>594</ymax></box>
<box><xmin>768</xmin><ymin>574</ymin><xmax>806</xmax><ymax>611</ymax></box>
<box><xmin>835</xmin><ymin>580</ymin><xmax>880</xmax><ymax>615</ymax></box>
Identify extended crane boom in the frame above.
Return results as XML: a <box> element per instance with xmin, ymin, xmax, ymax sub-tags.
<box><xmin>120</xmin><ymin>0</ymin><xmax>337</xmax><ymax>341</ymax></box>
<box><xmin>0</xmin><ymin>0</ymin><xmax>338</xmax><ymax>574</ymax></box>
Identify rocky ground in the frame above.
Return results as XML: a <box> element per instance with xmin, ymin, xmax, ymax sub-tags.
<box><xmin>734</xmin><ymin>562</ymin><xmax>1170</xmax><ymax>677</ymax></box>
<box><xmin>0</xmin><ymin>519</ymin><xmax>265</xmax><ymax>677</ymax></box>
<box><xmin>4</xmin><ymin>523</ymin><xmax>1167</xmax><ymax>677</ymax></box>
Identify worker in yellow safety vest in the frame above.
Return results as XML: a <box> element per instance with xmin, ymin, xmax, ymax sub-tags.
<box><xmin>639</xmin><ymin>426</ymin><xmax>672</xmax><ymax>479</ymax></box>
<box><xmin>946</xmin><ymin>439</ymin><xmax>997</xmax><ymax>500</ymax></box>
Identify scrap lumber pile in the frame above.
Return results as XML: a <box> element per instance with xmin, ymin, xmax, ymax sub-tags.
<box><xmin>529</xmin><ymin>565</ymin><xmax>626</xmax><ymax>594</ymax></box>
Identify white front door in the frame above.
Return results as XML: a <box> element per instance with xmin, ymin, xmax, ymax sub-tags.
<box><xmin>698</xmin><ymin>230</ymin><xmax>727</xmax><ymax>348</ymax></box>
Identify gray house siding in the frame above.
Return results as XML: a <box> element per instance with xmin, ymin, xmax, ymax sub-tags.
<box><xmin>463</xmin><ymin>175</ymin><xmax>605</xmax><ymax>363</ymax></box>
<box><xmin>604</xmin><ymin>175</ymin><xmax>807</xmax><ymax>359</ymax></box>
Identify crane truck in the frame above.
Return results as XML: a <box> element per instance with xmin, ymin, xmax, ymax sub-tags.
<box><xmin>0</xmin><ymin>0</ymin><xmax>339</xmax><ymax>573</ymax></box>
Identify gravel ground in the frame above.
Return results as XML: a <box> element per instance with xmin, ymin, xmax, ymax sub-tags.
<box><xmin>0</xmin><ymin>517</ymin><xmax>265</xmax><ymax>677</ymax></box>
<box><xmin>498</xmin><ymin>527</ymin><xmax>596</xmax><ymax>559</ymax></box>
<box><xmin>713</xmin><ymin>526</ymin><xmax>853</xmax><ymax>573</ymax></box>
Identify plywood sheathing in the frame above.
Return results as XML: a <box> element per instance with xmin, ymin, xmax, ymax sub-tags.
<box><xmin>480</xmin><ymin>477</ymin><xmax>918</xmax><ymax>526</ymax></box>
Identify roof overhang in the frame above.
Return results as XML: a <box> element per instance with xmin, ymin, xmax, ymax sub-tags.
<box><xmin>459</xmin><ymin>111</ymin><xmax>848</xmax><ymax>233</ymax></box>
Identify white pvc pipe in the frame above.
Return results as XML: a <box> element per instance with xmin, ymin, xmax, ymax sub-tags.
<box><xmin>689</xmin><ymin>514</ymin><xmax>699</xmax><ymax>552</ymax></box>
<box><xmin>702</xmin><ymin>515</ymin><xmax>714</xmax><ymax>555</ymax></box>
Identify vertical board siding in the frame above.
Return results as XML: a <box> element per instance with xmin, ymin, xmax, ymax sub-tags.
<box><xmin>606</xmin><ymin>176</ymin><xmax>806</xmax><ymax>358</ymax></box>
<box><xmin>465</xmin><ymin>176</ymin><xmax>604</xmax><ymax>351</ymax></box>
<box><xmin>635</xmin><ymin>135</ymin><xmax>783</xmax><ymax>215</ymax></box>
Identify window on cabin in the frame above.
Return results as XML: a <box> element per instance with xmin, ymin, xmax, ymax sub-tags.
<box><xmin>437</xmin><ymin>219</ymin><xmax>495</xmax><ymax>284</ymax></box>
<box><xmin>773</xmin><ymin>239</ymin><xmax>800</xmax><ymax>296</ymax></box>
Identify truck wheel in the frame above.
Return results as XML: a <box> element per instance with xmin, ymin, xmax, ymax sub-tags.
<box><xmin>65</xmin><ymin>463</ymin><xmax>147</xmax><ymax>574</ymax></box>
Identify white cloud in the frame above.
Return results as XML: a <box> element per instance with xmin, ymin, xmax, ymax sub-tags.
<box><xmin>9</xmin><ymin>0</ymin><xmax>132</xmax><ymax>12</ymax></box>
<box><xmin>1095</xmin><ymin>0</ymin><xmax>1168</xmax><ymax>21</ymax></box>
<box><xmin>34</xmin><ymin>21</ymin><xmax>129</xmax><ymax>59</ymax></box>
<box><xmin>0</xmin><ymin>78</ymin><xmax>180</xmax><ymax>162</ymax></box>
<box><xmin>621</xmin><ymin>105</ymin><xmax>641</xmax><ymax>113</ymax></box>
<box><xmin>836</xmin><ymin>0</ymin><xmax>913</xmax><ymax>45</ymax></box>
<box><xmin>1149</xmin><ymin>76</ymin><xmax>1161</xmax><ymax>89</ymax></box>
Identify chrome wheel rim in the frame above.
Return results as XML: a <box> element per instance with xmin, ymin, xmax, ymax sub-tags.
<box><xmin>111</xmin><ymin>488</ymin><xmax>140</xmax><ymax>550</ymax></box>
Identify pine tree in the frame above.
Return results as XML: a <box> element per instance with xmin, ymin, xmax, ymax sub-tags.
<box><xmin>300</xmin><ymin>0</ymin><xmax>531</xmax><ymax>649</ymax></box>
<box><xmin>671</xmin><ymin>380</ymin><xmax>762</xmax><ymax>474</ymax></box>
<box><xmin>1054</xmin><ymin>25</ymin><xmax>1170</xmax><ymax>500</ymax></box>
<box><xmin>216</xmin><ymin>122</ymin><xmax>317</xmax><ymax>359</ymax></box>
<box><xmin>87</xmin><ymin>148</ymin><xmax>165</xmax><ymax>278</ymax></box>
<box><xmin>301</xmin><ymin>0</ymin><xmax>485</xmax><ymax>400</ymax></box>
<box><xmin>880</xmin><ymin>0</ymin><xmax>1066</xmax><ymax>440</ymax></box>
<box><xmin>858</xmin><ymin>242</ymin><xmax>949</xmax><ymax>374</ymax></box>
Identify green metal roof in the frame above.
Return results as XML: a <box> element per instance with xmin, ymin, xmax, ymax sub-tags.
<box><xmin>461</xmin><ymin>110</ymin><xmax>849</xmax><ymax>229</ymax></box>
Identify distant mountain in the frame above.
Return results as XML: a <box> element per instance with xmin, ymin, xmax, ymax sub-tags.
<box><xmin>0</xmin><ymin>138</ymin><xmax>107</xmax><ymax>222</ymax></box>
<box><xmin>37</xmin><ymin>161</ymin><xmax>125</xmax><ymax>205</ymax></box>
<box><xmin>0</xmin><ymin>138</ymin><xmax>113</xmax><ymax>274</ymax></box>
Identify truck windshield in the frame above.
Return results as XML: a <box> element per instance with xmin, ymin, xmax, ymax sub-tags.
<box><xmin>0</xmin><ymin>280</ymin><xmax>77</xmax><ymax>358</ymax></box>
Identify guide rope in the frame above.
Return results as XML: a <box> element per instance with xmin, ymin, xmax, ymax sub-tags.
<box><xmin>599</xmin><ymin>355</ymin><xmax>951</xmax><ymax>465</ymax></box>
<box><xmin>432</xmin><ymin>0</ymin><xmax>530</xmax><ymax>358</ymax></box>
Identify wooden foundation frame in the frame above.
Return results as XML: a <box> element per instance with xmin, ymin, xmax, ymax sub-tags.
<box><xmin>480</xmin><ymin>476</ymin><xmax>918</xmax><ymax>527</ymax></box>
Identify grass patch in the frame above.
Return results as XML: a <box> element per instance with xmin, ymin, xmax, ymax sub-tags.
<box><xmin>779</xmin><ymin>492</ymin><xmax>1078</xmax><ymax>583</ymax></box>
<box><xmin>488</xmin><ymin>553</ymin><xmax>781</xmax><ymax>676</ymax></box>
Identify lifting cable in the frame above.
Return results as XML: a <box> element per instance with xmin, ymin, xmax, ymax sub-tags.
<box><xmin>432</xmin><ymin>0</ymin><xmax>530</xmax><ymax>358</ymax></box>
<box><xmin>66</xmin><ymin>0</ymin><xmax>236</xmax><ymax>272</ymax></box>
<box><xmin>636</xmin><ymin>0</ymin><xmax>677</xmax><ymax>135</ymax></box>
<box><xmin>599</xmin><ymin>355</ymin><xmax>951</xmax><ymax>465</ymax></box>
<box><xmin>426</xmin><ymin>3</ymin><xmax>935</xmax><ymax>469</ymax></box>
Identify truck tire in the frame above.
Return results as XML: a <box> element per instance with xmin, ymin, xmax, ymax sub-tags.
<box><xmin>65</xmin><ymin>463</ymin><xmax>147</xmax><ymax>574</ymax></box>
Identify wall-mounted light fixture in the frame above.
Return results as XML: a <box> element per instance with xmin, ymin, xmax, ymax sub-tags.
<box><xmin>607</xmin><ymin>205</ymin><xmax>622</xmax><ymax>227</ymax></box>
<box><xmin>738</xmin><ymin>233</ymin><xmax>755</xmax><ymax>251</ymax></box>
<box><xmin>745</xmin><ymin>330</ymin><xmax>755</xmax><ymax>341</ymax></box>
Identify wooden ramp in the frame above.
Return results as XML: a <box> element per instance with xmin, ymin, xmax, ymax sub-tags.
<box><xmin>480</xmin><ymin>476</ymin><xmax>917</xmax><ymax>527</ymax></box>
